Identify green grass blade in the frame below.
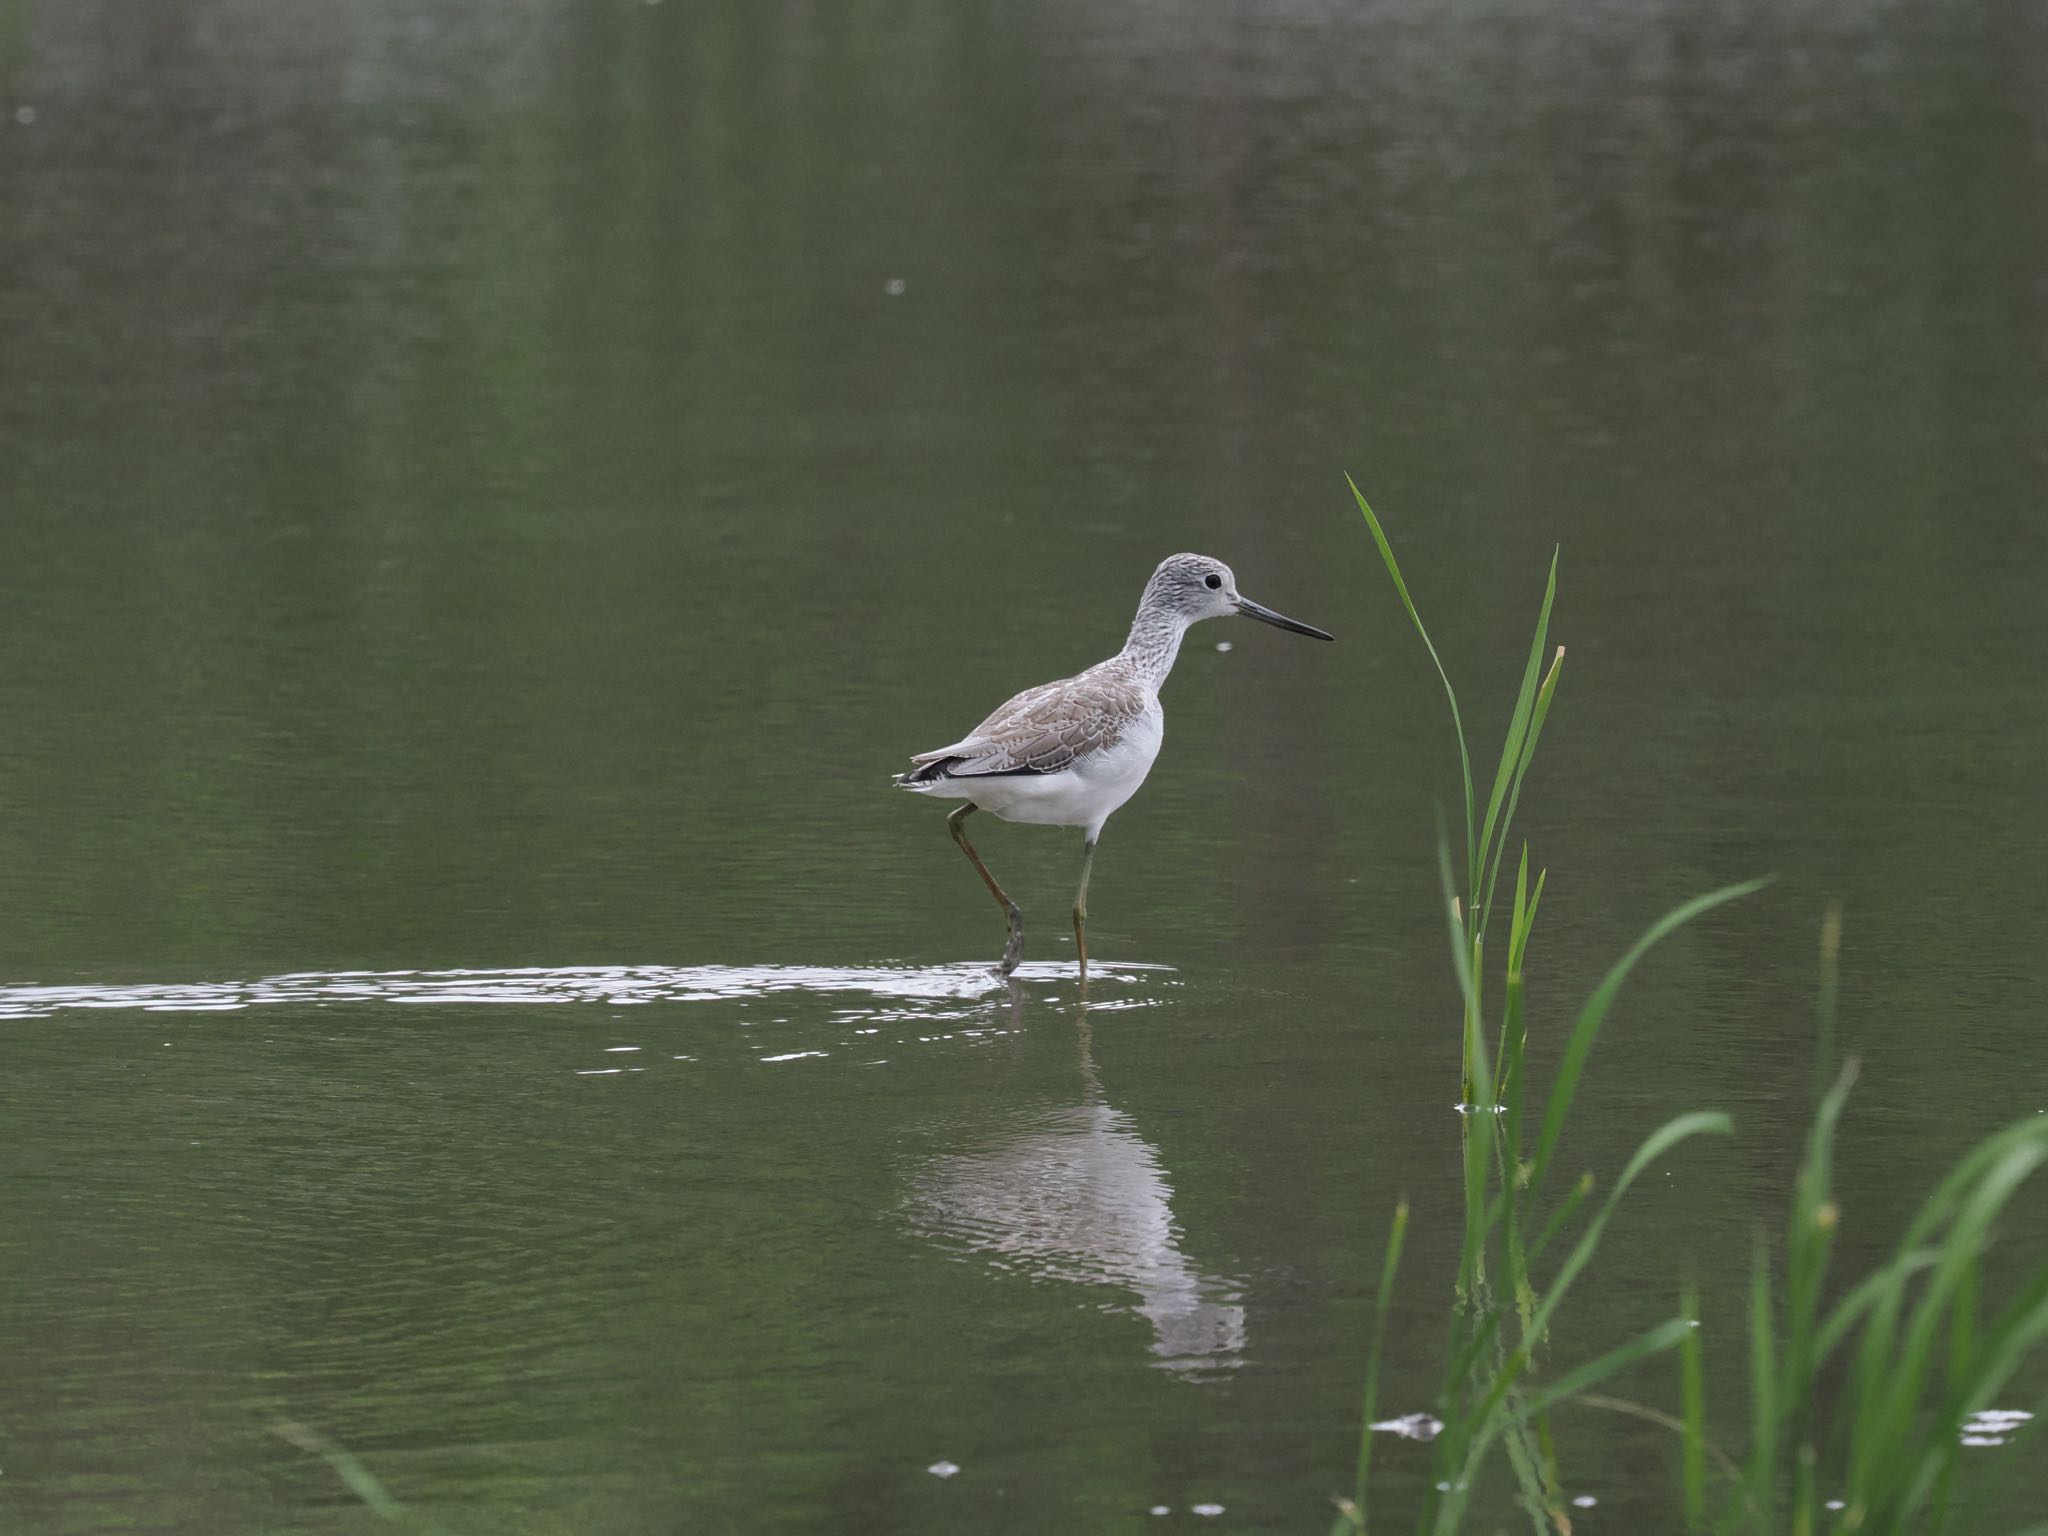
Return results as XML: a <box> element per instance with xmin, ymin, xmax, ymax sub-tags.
<box><xmin>1496</xmin><ymin>845</ymin><xmax>1532</xmax><ymax>1106</ymax></box>
<box><xmin>1814</xmin><ymin>1250</ymin><xmax>1941</xmax><ymax>1363</ymax></box>
<box><xmin>1453</xmin><ymin>1299</ymin><xmax>1715</xmax><ymax>1499</ymax></box>
<box><xmin>1480</xmin><ymin>645</ymin><xmax>1563</xmax><ymax>938</ymax></box>
<box><xmin>1523</xmin><ymin>868</ymin><xmax>1548</xmax><ymax>956</ymax></box>
<box><xmin>1439</xmin><ymin>831</ymin><xmax>1496</xmax><ymax>1286</ymax></box>
<box><xmin>1847</xmin><ymin>1129</ymin><xmax>2048</xmax><ymax>1514</ymax></box>
<box><xmin>1461</xmin><ymin>1112</ymin><xmax>1732</xmax><ymax>1455</ymax></box>
<box><xmin>1508</xmin><ymin>845</ymin><xmax>1532</xmax><ymax>979</ymax></box>
<box><xmin>1891</xmin><ymin>1117</ymin><xmax>2048</xmax><ymax>1259</ymax></box>
<box><xmin>1474</xmin><ymin>553</ymin><xmax>1557</xmax><ymax>895</ymax></box>
<box><xmin>1353</xmin><ymin>1199</ymin><xmax>1411</xmax><ymax>1530</ymax></box>
<box><xmin>1815</xmin><ymin>902</ymin><xmax>1842</xmax><ymax>1099</ymax></box>
<box><xmin>1527</xmin><ymin>879</ymin><xmax>1771</xmax><ymax>1197</ymax></box>
<box><xmin>1350</xmin><ymin>475</ymin><xmax>1477</xmax><ymax>898</ymax></box>
<box><xmin>1747</xmin><ymin>1231</ymin><xmax>1779</xmax><ymax>1522</ymax></box>
<box><xmin>1515</xmin><ymin>1315</ymin><xmax>1696</xmax><ymax>1420</ymax></box>
<box><xmin>1838</xmin><ymin>1129</ymin><xmax>2044</xmax><ymax>1516</ymax></box>
<box><xmin>1776</xmin><ymin>1058</ymin><xmax>1855</xmax><ymax>1468</ymax></box>
<box><xmin>1832</xmin><ymin>1123</ymin><xmax>2043</xmax><ymax>1452</ymax></box>
<box><xmin>1476</xmin><ymin>554</ymin><xmax>1560</xmax><ymax>936</ymax></box>
<box><xmin>1567</xmin><ymin>1393</ymin><xmax>1752</xmax><ymax>1503</ymax></box>
<box><xmin>1793</xmin><ymin>1444</ymin><xmax>1819</xmax><ymax>1536</ymax></box>
<box><xmin>1527</xmin><ymin>1172</ymin><xmax>1593</xmax><ymax>1270</ymax></box>
<box><xmin>1441</xmin><ymin>1304</ymin><xmax>1508</xmax><ymax>1409</ymax></box>
<box><xmin>1680</xmin><ymin>1281</ymin><xmax>1706</xmax><ymax>1531</ymax></box>
<box><xmin>1526</xmin><ymin>1113</ymin><xmax>1731</xmax><ymax>1353</ymax></box>
<box><xmin>1890</xmin><ymin>1280</ymin><xmax>2048</xmax><ymax>1531</ymax></box>
<box><xmin>1495</xmin><ymin>846</ymin><xmax>1536</xmax><ymax>1244</ymax></box>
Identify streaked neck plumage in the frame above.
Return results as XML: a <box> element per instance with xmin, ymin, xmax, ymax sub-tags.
<box><xmin>1115</xmin><ymin>596</ymin><xmax>1191</xmax><ymax>693</ymax></box>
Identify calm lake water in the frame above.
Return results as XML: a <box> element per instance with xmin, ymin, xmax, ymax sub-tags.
<box><xmin>3</xmin><ymin>2</ymin><xmax>2046</xmax><ymax>1532</ymax></box>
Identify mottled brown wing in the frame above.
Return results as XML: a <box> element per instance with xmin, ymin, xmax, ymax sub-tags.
<box><xmin>909</xmin><ymin>673</ymin><xmax>1143</xmax><ymax>777</ymax></box>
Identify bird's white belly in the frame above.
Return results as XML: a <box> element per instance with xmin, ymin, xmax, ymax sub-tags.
<box><xmin>962</xmin><ymin>706</ymin><xmax>1164</xmax><ymax>833</ymax></box>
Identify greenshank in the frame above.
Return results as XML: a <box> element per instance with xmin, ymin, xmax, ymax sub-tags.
<box><xmin>895</xmin><ymin>553</ymin><xmax>1333</xmax><ymax>981</ymax></box>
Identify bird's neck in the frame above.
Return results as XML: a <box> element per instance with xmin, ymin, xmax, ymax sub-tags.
<box><xmin>1117</xmin><ymin>604</ymin><xmax>1188</xmax><ymax>691</ymax></box>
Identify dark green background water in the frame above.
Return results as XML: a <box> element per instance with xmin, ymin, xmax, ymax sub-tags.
<box><xmin>3</xmin><ymin>2</ymin><xmax>2045</xmax><ymax>1532</ymax></box>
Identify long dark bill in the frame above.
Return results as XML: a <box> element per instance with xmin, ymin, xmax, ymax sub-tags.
<box><xmin>1236</xmin><ymin>596</ymin><xmax>1335</xmax><ymax>641</ymax></box>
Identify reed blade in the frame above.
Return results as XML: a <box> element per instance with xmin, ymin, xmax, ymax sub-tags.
<box><xmin>1515</xmin><ymin>1314</ymin><xmax>1697</xmax><ymax>1419</ymax></box>
<box><xmin>1350</xmin><ymin>475</ymin><xmax>1478</xmax><ymax>901</ymax></box>
<box><xmin>1526</xmin><ymin>879</ymin><xmax>1770</xmax><ymax>1197</ymax></box>
<box><xmin>1476</xmin><ymin>553</ymin><xmax>1560</xmax><ymax>936</ymax></box>
<box><xmin>1679</xmin><ymin>1281</ymin><xmax>1707</xmax><ymax>1531</ymax></box>
<box><xmin>1352</xmin><ymin>1200</ymin><xmax>1411</xmax><ymax>1531</ymax></box>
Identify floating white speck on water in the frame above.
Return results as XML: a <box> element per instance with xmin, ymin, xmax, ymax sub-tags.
<box><xmin>1960</xmin><ymin>1407</ymin><xmax>2034</xmax><ymax>1445</ymax></box>
<box><xmin>605</xmin><ymin>1045</ymin><xmax>640</xmax><ymax>1053</ymax></box>
<box><xmin>1572</xmin><ymin>1495</ymin><xmax>1597</xmax><ymax>1508</ymax></box>
<box><xmin>1825</xmin><ymin>1501</ymin><xmax>1845</xmax><ymax>1512</ymax></box>
<box><xmin>885</xmin><ymin>278</ymin><xmax>906</xmax><ymax>295</ymax></box>
<box><xmin>761</xmin><ymin>1050</ymin><xmax>828</xmax><ymax>1063</ymax></box>
<box><xmin>1191</xmin><ymin>1504</ymin><xmax>1224</xmax><ymax>1516</ymax></box>
<box><xmin>1370</xmin><ymin>1413</ymin><xmax>1443</xmax><ymax>1440</ymax></box>
<box><xmin>576</xmin><ymin>1068</ymin><xmax>622</xmax><ymax>1076</ymax></box>
<box><xmin>927</xmin><ymin>1460</ymin><xmax>958</xmax><ymax>1478</ymax></box>
<box><xmin>1214</xmin><ymin>640</ymin><xmax>1232</xmax><ymax>652</ymax></box>
<box><xmin>1150</xmin><ymin>1507</ymin><xmax>1170</xmax><ymax>1517</ymax></box>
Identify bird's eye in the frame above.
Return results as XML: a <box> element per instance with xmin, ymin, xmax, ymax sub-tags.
<box><xmin>1204</xmin><ymin>574</ymin><xmax>1222</xmax><ymax>590</ymax></box>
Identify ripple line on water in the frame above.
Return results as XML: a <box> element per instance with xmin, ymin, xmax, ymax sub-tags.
<box><xmin>0</xmin><ymin>962</ymin><xmax>1177</xmax><ymax>1021</ymax></box>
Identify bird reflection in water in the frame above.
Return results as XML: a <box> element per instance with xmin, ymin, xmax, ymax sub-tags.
<box><xmin>905</xmin><ymin>993</ymin><xmax>1245</xmax><ymax>1373</ymax></box>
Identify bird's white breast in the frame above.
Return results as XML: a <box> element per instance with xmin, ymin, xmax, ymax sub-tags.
<box><xmin>956</xmin><ymin>699</ymin><xmax>1164</xmax><ymax>835</ymax></box>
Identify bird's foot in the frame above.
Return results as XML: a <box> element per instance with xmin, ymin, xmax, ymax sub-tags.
<box><xmin>996</xmin><ymin>903</ymin><xmax>1025</xmax><ymax>977</ymax></box>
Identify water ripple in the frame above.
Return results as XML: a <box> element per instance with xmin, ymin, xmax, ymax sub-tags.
<box><xmin>0</xmin><ymin>962</ymin><xmax>1177</xmax><ymax>1021</ymax></box>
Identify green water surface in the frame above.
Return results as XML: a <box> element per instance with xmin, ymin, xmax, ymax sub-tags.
<box><xmin>3</xmin><ymin>2</ymin><xmax>2045</xmax><ymax>1532</ymax></box>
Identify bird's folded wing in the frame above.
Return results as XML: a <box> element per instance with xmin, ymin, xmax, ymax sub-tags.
<box><xmin>909</xmin><ymin>677</ymin><xmax>1139</xmax><ymax>776</ymax></box>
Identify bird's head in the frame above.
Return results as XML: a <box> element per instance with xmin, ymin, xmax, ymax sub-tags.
<box><xmin>1145</xmin><ymin>553</ymin><xmax>1334</xmax><ymax>640</ymax></box>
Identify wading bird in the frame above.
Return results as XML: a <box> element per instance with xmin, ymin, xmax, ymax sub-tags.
<box><xmin>895</xmin><ymin>553</ymin><xmax>1333</xmax><ymax>982</ymax></box>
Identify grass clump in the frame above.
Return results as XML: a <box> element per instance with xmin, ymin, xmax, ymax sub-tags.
<box><xmin>1337</xmin><ymin>480</ymin><xmax>1765</xmax><ymax>1534</ymax></box>
<box><xmin>1688</xmin><ymin>913</ymin><xmax>2048</xmax><ymax>1534</ymax></box>
<box><xmin>1336</xmin><ymin>485</ymin><xmax>2048</xmax><ymax>1536</ymax></box>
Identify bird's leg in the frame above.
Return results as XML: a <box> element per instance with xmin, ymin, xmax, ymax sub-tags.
<box><xmin>948</xmin><ymin>804</ymin><xmax>1024</xmax><ymax>977</ymax></box>
<box><xmin>1073</xmin><ymin>835</ymin><xmax>1098</xmax><ymax>990</ymax></box>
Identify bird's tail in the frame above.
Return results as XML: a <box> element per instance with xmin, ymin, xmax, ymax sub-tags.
<box><xmin>893</xmin><ymin>758</ymin><xmax>956</xmax><ymax>789</ymax></box>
